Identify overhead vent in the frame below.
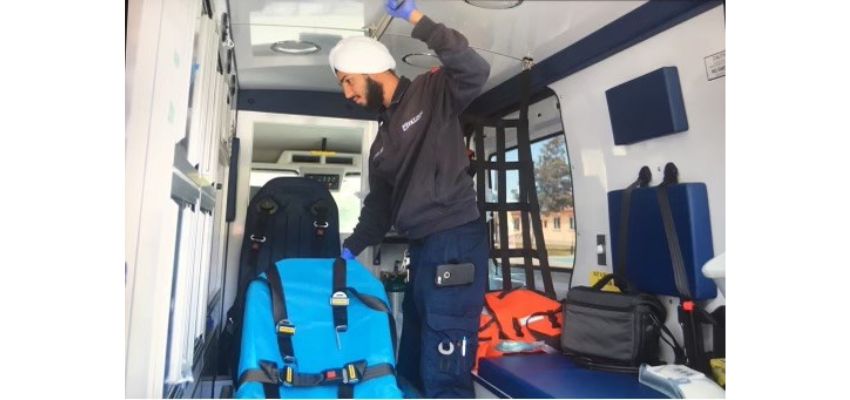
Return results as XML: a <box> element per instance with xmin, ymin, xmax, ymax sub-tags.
<box><xmin>463</xmin><ymin>0</ymin><xmax>523</xmax><ymax>10</ymax></box>
<box><xmin>325</xmin><ymin>156</ymin><xmax>354</xmax><ymax>165</ymax></box>
<box><xmin>276</xmin><ymin>151</ymin><xmax>364</xmax><ymax>168</ymax></box>
<box><xmin>292</xmin><ymin>154</ymin><xmax>321</xmax><ymax>163</ymax></box>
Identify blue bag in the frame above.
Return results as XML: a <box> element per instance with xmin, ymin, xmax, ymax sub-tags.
<box><xmin>236</xmin><ymin>258</ymin><xmax>402</xmax><ymax>398</ymax></box>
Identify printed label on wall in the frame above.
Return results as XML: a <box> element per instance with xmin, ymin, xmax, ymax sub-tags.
<box><xmin>704</xmin><ymin>50</ymin><xmax>725</xmax><ymax>81</ymax></box>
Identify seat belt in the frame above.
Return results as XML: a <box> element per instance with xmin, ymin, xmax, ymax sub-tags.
<box><xmin>331</xmin><ymin>257</ymin><xmax>350</xmax><ymax>346</ymax></box>
<box><xmin>330</xmin><ymin>257</ymin><xmax>352</xmax><ymax>397</ymax></box>
<box><xmin>238</xmin><ymin>360</ymin><xmax>395</xmax><ymax>390</ymax></box>
<box><xmin>227</xmin><ymin>197</ymin><xmax>278</xmax><ymax>386</ymax></box>
<box><xmin>655</xmin><ymin>163</ymin><xmax>692</xmax><ymax>300</ymax></box>
<box><xmin>244</xmin><ymin>258</ymin><xmax>397</xmax><ymax>398</ymax></box>
<box><xmin>263</xmin><ymin>263</ymin><xmax>296</xmax><ymax>398</ymax></box>
<box><xmin>614</xmin><ymin>166</ymin><xmax>652</xmax><ymax>292</ymax></box>
<box><xmin>330</xmin><ymin>258</ymin><xmax>398</xmax><ymax>397</ymax></box>
<box><xmin>249</xmin><ymin>198</ymin><xmax>278</xmax><ymax>276</ymax></box>
<box><xmin>655</xmin><ymin>162</ymin><xmax>714</xmax><ymax>375</ymax></box>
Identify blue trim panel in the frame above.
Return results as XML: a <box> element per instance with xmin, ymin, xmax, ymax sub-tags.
<box><xmin>238</xmin><ymin>89</ymin><xmax>379</xmax><ymax>120</ymax></box>
<box><xmin>467</xmin><ymin>0</ymin><xmax>723</xmax><ymax>117</ymax></box>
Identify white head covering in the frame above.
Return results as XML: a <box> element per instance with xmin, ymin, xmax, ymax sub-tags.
<box><xmin>328</xmin><ymin>36</ymin><xmax>396</xmax><ymax>75</ymax></box>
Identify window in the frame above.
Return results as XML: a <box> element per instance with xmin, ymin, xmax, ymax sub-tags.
<box><xmin>335</xmin><ymin>173</ymin><xmax>362</xmax><ymax>234</ymax></box>
<box><xmin>248</xmin><ymin>169</ymin><xmax>299</xmax><ymax>202</ymax></box>
<box><xmin>487</xmin><ymin>133</ymin><xmax>575</xmax><ymax>271</ymax></box>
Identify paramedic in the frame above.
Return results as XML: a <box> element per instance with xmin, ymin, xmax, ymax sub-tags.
<box><xmin>328</xmin><ymin>0</ymin><xmax>490</xmax><ymax>397</ymax></box>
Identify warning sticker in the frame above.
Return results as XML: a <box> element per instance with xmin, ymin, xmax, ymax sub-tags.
<box><xmin>589</xmin><ymin>271</ymin><xmax>620</xmax><ymax>293</ymax></box>
<box><xmin>704</xmin><ymin>50</ymin><xmax>725</xmax><ymax>81</ymax></box>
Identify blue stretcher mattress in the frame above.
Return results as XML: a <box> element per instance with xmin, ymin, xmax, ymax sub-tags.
<box><xmin>236</xmin><ymin>258</ymin><xmax>402</xmax><ymax>398</ymax></box>
<box><xmin>608</xmin><ymin>183</ymin><xmax>717</xmax><ymax>300</ymax></box>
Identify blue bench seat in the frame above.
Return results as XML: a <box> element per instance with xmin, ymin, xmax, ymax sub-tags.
<box><xmin>475</xmin><ymin>353</ymin><xmax>665</xmax><ymax>398</ymax></box>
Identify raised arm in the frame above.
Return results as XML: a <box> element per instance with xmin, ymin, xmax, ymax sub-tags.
<box><xmin>387</xmin><ymin>1</ymin><xmax>491</xmax><ymax>112</ymax></box>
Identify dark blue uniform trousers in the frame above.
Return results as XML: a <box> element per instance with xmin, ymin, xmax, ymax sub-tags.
<box><xmin>396</xmin><ymin>219</ymin><xmax>489</xmax><ymax>398</ymax></box>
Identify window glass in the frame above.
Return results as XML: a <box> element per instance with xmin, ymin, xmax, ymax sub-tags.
<box><xmin>248</xmin><ymin>169</ymin><xmax>299</xmax><ymax>201</ymax></box>
<box><xmin>489</xmin><ymin>133</ymin><xmax>575</xmax><ymax>270</ymax></box>
<box><xmin>335</xmin><ymin>173</ymin><xmax>362</xmax><ymax>234</ymax></box>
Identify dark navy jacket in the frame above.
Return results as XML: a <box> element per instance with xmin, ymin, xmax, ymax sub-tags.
<box><xmin>343</xmin><ymin>16</ymin><xmax>490</xmax><ymax>255</ymax></box>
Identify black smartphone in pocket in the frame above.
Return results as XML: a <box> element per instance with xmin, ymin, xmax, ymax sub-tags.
<box><xmin>435</xmin><ymin>263</ymin><xmax>475</xmax><ymax>287</ymax></box>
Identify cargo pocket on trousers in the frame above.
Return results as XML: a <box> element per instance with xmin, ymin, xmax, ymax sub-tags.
<box><xmin>424</xmin><ymin>311</ymin><xmax>477</xmax><ymax>378</ymax></box>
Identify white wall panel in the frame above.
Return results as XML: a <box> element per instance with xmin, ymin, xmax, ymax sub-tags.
<box><xmin>548</xmin><ymin>7</ymin><xmax>725</xmax><ymax>288</ymax></box>
<box><xmin>125</xmin><ymin>0</ymin><xmax>199</xmax><ymax>396</ymax></box>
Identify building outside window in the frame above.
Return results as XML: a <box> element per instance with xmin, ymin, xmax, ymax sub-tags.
<box><xmin>489</xmin><ymin>133</ymin><xmax>575</xmax><ymax>270</ymax></box>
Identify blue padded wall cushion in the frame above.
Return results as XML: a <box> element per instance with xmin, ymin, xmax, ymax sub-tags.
<box><xmin>608</xmin><ymin>183</ymin><xmax>717</xmax><ymax>300</ymax></box>
<box><xmin>236</xmin><ymin>258</ymin><xmax>402</xmax><ymax>398</ymax></box>
<box><xmin>605</xmin><ymin>67</ymin><xmax>688</xmax><ymax>145</ymax></box>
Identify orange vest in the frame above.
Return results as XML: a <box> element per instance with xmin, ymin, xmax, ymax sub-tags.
<box><xmin>475</xmin><ymin>288</ymin><xmax>563</xmax><ymax>370</ymax></box>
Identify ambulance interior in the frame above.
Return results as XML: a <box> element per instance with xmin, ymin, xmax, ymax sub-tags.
<box><xmin>125</xmin><ymin>0</ymin><xmax>726</xmax><ymax>398</ymax></box>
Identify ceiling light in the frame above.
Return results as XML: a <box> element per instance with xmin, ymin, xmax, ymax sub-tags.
<box><xmin>463</xmin><ymin>0</ymin><xmax>524</xmax><ymax>9</ymax></box>
<box><xmin>402</xmin><ymin>53</ymin><xmax>442</xmax><ymax>69</ymax></box>
<box><xmin>270</xmin><ymin>40</ymin><xmax>321</xmax><ymax>55</ymax></box>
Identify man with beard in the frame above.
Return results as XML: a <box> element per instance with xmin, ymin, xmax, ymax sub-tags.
<box><xmin>328</xmin><ymin>0</ymin><xmax>490</xmax><ymax>397</ymax></box>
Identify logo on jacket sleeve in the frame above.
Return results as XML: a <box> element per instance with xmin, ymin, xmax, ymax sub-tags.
<box><xmin>402</xmin><ymin>111</ymin><xmax>424</xmax><ymax>132</ymax></box>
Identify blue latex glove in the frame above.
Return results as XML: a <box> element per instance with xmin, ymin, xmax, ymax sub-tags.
<box><xmin>385</xmin><ymin>0</ymin><xmax>416</xmax><ymax>21</ymax></box>
<box><xmin>341</xmin><ymin>248</ymin><xmax>355</xmax><ymax>260</ymax></box>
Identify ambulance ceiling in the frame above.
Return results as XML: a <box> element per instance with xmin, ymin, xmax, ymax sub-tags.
<box><xmin>229</xmin><ymin>0</ymin><xmax>646</xmax><ymax>93</ymax></box>
<box><xmin>251</xmin><ymin>121</ymin><xmax>364</xmax><ymax>162</ymax></box>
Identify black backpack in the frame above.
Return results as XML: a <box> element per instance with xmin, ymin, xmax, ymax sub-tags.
<box><xmin>221</xmin><ymin>177</ymin><xmax>342</xmax><ymax>379</ymax></box>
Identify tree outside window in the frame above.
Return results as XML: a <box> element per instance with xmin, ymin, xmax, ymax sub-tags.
<box><xmin>488</xmin><ymin>133</ymin><xmax>575</xmax><ymax>270</ymax></box>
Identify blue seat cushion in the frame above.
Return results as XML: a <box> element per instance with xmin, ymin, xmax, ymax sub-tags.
<box><xmin>236</xmin><ymin>258</ymin><xmax>402</xmax><ymax>398</ymax></box>
<box><xmin>608</xmin><ymin>183</ymin><xmax>717</xmax><ymax>300</ymax></box>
